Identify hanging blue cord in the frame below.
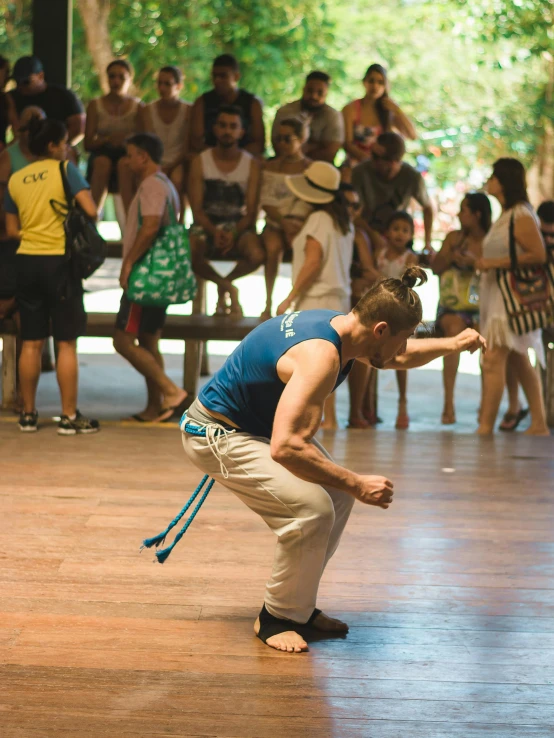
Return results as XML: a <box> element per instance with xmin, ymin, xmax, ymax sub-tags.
<box><xmin>141</xmin><ymin>474</ymin><xmax>214</xmax><ymax>563</ymax></box>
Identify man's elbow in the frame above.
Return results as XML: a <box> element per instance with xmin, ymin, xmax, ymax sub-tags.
<box><xmin>270</xmin><ymin>438</ymin><xmax>302</xmax><ymax>465</ymax></box>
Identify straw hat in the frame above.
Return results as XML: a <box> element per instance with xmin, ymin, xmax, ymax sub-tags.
<box><xmin>285</xmin><ymin>161</ymin><xmax>341</xmax><ymax>204</ymax></box>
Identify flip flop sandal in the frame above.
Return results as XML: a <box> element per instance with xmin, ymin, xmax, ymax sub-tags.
<box><xmin>499</xmin><ymin>407</ymin><xmax>529</xmax><ymax>431</ymax></box>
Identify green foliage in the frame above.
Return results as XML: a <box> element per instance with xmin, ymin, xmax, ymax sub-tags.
<box><xmin>0</xmin><ymin>0</ymin><xmax>552</xmax><ymax>185</ymax></box>
<box><xmin>98</xmin><ymin>0</ymin><xmax>342</xmax><ymax>106</ymax></box>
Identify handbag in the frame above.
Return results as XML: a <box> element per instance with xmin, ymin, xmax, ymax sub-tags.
<box><xmin>127</xmin><ymin>179</ymin><xmax>197</xmax><ymax>308</ymax></box>
<box><xmin>439</xmin><ymin>268</ymin><xmax>477</xmax><ymax>312</ymax></box>
<box><xmin>51</xmin><ymin>161</ymin><xmax>107</xmax><ymax>280</ymax></box>
<box><xmin>496</xmin><ymin>212</ymin><xmax>554</xmax><ymax>335</ymax></box>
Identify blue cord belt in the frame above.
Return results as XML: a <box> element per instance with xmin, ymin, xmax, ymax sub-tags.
<box><xmin>141</xmin><ymin>419</ymin><xmax>217</xmax><ymax>564</ymax></box>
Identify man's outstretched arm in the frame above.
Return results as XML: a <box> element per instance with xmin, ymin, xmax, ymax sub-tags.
<box><xmin>386</xmin><ymin>328</ymin><xmax>486</xmax><ymax>370</ymax></box>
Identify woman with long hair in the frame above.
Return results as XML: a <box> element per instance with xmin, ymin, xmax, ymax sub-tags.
<box><xmin>342</xmin><ymin>63</ymin><xmax>416</xmax><ymax>168</ymax></box>
<box><xmin>4</xmin><ymin>117</ymin><xmax>99</xmax><ymax>434</ymax></box>
<box><xmin>475</xmin><ymin>158</ymin><xmax>549</xmax><ymax>435</ymax></box>
<box><xmin>84</xmin><ymin>59</ymin><xmax>143</xmax><ymax>214</ymax></box>
<box><xmin>140</xmin><ymin>66</ymin><xmax>191</xmax><ymax>217</ymax></box>
<box><xmin>433</xmin><ymin>192</ymin><xmax>491</xmax><ymax>424</ymax></box>
<box><xmin>260</xmin><ymin>117</ymin><xmax>312</xmax><ymax>319</ymax></box>
<box><xmin>277</xmin><ymin>161</ymin><xmax>354</xmax><ymax>428</ymax></box>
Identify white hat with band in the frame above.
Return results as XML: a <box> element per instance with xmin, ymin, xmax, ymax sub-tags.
<box><xmin>285</xmin><ymin>161</ymin><xmax>341</xmax><ymax>204</ymax></box>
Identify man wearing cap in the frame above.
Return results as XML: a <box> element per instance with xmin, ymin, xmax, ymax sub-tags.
<box><xmin>352</xmin><ymin>131</ymin><xmax>434</xmax><ymax>252</ymax></box>
<box><xmin>272</xmin><ymin>71</ymin><xmax>344</xmax><ymax>164</ymax></box>
<box><xmin>9</xmin><ymin>56</ymin><xmax>85</xmax><ymax>147</ymax></box>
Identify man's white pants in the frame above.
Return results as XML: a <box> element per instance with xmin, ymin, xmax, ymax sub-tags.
<box><xmin>182</xmin><ymin>429</ymin><xmax>355</xmax><ymax>623</ymax></box>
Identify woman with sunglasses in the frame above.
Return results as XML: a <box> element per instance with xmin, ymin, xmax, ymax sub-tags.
<box><xmin>259</xmin><ymin>117</ymin><xmax>313</xmax><ymax>319</ymax></box>
<box><xmin>140</xmin><ymin>66</ymin><xmax>191</xmax><ymax>219</ymax></box>
<box><xmin>84</xmin><ymin>59</ymin><xmax>143</xmax><ymax>215</ymax></box>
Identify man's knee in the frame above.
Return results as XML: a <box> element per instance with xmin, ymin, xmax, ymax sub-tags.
<box><xmin>304</xmin><ymin>494</ymin><xmax>336</xmax><ymax>533</ymax></box>
<box><xmin>239</xmin><ymin>233</ymin><xmax>265</xmax><ymax>266</ymax></box>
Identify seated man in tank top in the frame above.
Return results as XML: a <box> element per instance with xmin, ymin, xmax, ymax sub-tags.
<box><xmin>180</xmin><ymin>267</ymin><xmax>486</xmax><ymax>653</ymax></box>
<box><xmin>188</xmin><ymin>105</ymin><xmax>264</xmax><ymax>316</ymax></box>
<box><xmin>189</xmin><ymin>54</ymin><xmax>264</xmax><ymax>157</ymax></box>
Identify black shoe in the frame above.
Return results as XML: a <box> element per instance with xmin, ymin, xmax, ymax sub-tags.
<box><xmin>18</xmin><ymin>410</ymin><xmax>38</xmax><ymax>433</ymax></box>
<box><xmin>58</xmin><ymin>410</ymin><xmax>100</xmax><ymax>436</ymax></box>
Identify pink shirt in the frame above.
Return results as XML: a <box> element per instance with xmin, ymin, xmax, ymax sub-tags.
<box><xmin>123</xmin><ymin>172</ymin><xmax>180</xmax><ymax>258</ymax></box>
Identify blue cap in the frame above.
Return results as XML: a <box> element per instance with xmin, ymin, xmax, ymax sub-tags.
<box><xmin>12</xmin><ymin>56</ymin><xmax>43</xmax><ymax>84</ymax></box>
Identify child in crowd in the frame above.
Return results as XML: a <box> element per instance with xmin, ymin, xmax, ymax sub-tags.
<box><xmin>375</xmin><ymin>211</ymin><xmax>419</xmax><ymax>428</ymax></box>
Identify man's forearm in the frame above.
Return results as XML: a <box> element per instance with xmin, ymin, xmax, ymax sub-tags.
<box><xmin>273</xmin><ymin>440</ymin><xmax>361</xmax><ymax>496</ymax></box>
<box><xmin>389</xmin><ymin>337</ymin><xmax>456</xmax><ymax>369</ymax></box>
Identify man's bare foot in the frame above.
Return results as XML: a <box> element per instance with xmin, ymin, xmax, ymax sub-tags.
<box><xmin>254</xmin><ymin>617</ymin><xmax>308</xmax><ymax>653</ymax></box>
<box><xmin>524</xmin><ymin>425</ymin><xmax>550</xmax><ymax>436</ymax></box>
<box><xmin>441</xmin><ymin>409</ymin><xmax>456</xmax><ymax>425</ymax></box>
<box><xmin>476</xmin><ymin>426</ymin><xmax>493</xmax><ymax>435</ymax></box>
<box><xmin>260</xmin><ymin>307</ymin><xmax>272</xmax><ymax>321</ymax></box>
<box><xmin>310</xmin><ymin>611</ymin><xmax>349</xmax><ymax>632</ymax></box>
<box><xmin>320</xmin><ymin>419</ymin><xmax>338</xmax><ymax>430</ymax></box>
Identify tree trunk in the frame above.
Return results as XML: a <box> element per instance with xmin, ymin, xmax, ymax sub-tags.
<box><xmin>76</xmin><ymin>0</ymin><xmax>112</xmax><ymax>94</ymax></box>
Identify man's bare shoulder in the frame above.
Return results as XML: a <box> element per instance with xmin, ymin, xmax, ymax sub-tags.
<box><xmin>277</xmin><ymin>337</ymin><xmax>340</xmax><ymax>384</ymax></box>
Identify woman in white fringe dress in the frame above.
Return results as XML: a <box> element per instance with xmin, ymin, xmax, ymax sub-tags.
<box><xmin>475</xmin><ymin>158</ymin><xmax>549</xmax><ymax>436</ymax></box>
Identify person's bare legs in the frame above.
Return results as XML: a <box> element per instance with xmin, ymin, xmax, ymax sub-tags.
<box><xmin>395</xmin><ymin>370</ymin><xmax>409</xmax><ymax>428</ymax></box>
<box><xmin>261</xmin><ymin>227</ymin><xmax>284</xmax><ymax>320</ymax></box>
<box><xmin>89</xmin><ymin>155</ymin><xmax>112</xmax><ymax>212</ymax></box>
<box><xmin>508</xmin><ymin>350</ymin><xmax>549</xmax><ymax>435</ymax></box>
<box><xmin>169</xmin><ymin>164</ymin><xmax>186</xmax><ymax>224</ymax></box>
<box><xmin>129</xmin><ymin>331</ymin><xmax>164</xmax><ymax>421</ymax></box>
<box><xmin>505</xmin><ymin>352</ymin><xmax>522</xmax><ymax>415</ymax></box>
<box><xmin>117</xmin><ymin>157</ymin><xmax>135</xmax><ymax>215</ymax></box>
<box><xmin>348</xmin><ymin>358</ymin><xmax>370</xmax><ymax>428</ymax></box>
<box><xmin>225</xmin><ymin>232</ymin><xmax>265</xmax><ymax>315</ymax></box>
<box><xmin>320</xmin><ymin>394</ymin><xmax>338</xmax><ymax>430</ymax></box>
<box><xmin>55</xmin><ymin>340</ymin><xmax>79</xmax><ymax>417</ymax></box>
<box><xmin>362</xmin><ymin>367</ymin><xmax>378</xmax><ymax>424</ymax></box>
<box><xmin>439</xmin><ymin>313</ymin><xmax>468</xmax><ymax>424</ymax></box>
<box><xmin>113</xmin><ymin>330</ymin><xmax>186</xmax><ymax>418</ymax></box>
<box><xmin>190</xmin><ymin>233</ymin><xmax>239</xmax><ymax>314</ymax></box>
<box><xmin>477</xmin><ymin>345</ymin><xmax>509</xmax><ymax>434</ymax></box>
<box><xmin>19</xmin><ymin>339</ymin><xmax>44</xmax><ymax>413</ymax></box>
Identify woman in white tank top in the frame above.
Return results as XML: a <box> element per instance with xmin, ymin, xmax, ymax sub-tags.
<box><xmin>140</xmin><ymin>67</ymin><xmax>191</xmax><ymax>218</ymax></box>
<box><xmin>84</xmin><ymin>60</ymin><xmax>143</xmax><ymax>214</ymax></box>
<box><xmin>475</xmin><ymin>158</ymin><xmax>549</xmax><ymax>435</ymax></box>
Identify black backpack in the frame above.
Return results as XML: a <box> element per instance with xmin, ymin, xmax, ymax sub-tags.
<box><xmin>50</xmin><ymin>161</ymin><xmax>107</xmax><ymax>280</ymax></box>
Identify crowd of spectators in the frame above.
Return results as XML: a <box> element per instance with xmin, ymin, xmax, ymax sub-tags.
<box><xmin>0</xmin><ymin>52</ymin><xmax>553</xmax><ymax>437</ymax></box>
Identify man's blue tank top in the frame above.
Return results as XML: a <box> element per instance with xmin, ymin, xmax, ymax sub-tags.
<box><xmin>199</xmin><ymin>309</ymin><xmax>354</xmax><ymax>438</ymax></box>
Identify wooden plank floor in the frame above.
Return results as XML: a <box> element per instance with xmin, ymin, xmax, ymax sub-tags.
<box><xmin>1</xmin><ymin>423</ymin><xmax>554</xmax><ymax>737</ymax></box>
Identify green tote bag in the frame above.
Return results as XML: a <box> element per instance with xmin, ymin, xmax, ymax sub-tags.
<box><xmin>127</xmin><ymin>182</ymin><xmax>197</xmax><ymax>308</ymax></box>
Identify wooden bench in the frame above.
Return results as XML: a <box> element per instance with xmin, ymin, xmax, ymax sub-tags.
<box><xmin>1</xmin><ymin>312</ymin><xmax>261</xmax><ymax>409</ymax></box>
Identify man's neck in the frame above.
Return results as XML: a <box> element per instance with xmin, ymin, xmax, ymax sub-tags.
<box><xmin>23</xmin><ymin>82</ymin><xmax>46</xmax><ymax>96</ymax></box>
<box><xmin>331</xmin><ymin>313</ymin><xmax>371</xmax><ymax>362</ymax></box>
<box><xmin>139</xmin><ymin>162</ymin><xmax>161</xmax><ymax>183</ymax></box>
<box><xmin>214</xmin><ymin>144</ymin><xmax>241</xmax><ymax>161</ymax></box>
<box><xmin>216</xmin><ymin>88</ymin><xmax>239</xmax><ymax>104</ymax></box>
